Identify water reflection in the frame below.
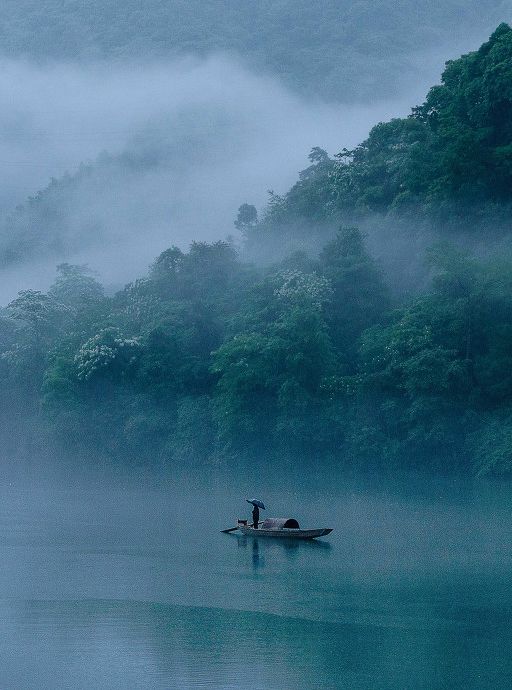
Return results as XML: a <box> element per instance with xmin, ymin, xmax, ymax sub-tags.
<box><xmin>236</xmin><ymin>534</ymin><xmax>332</xmax><ymax>574</ymax></box>
<box><xmin>252</xmin><ymin>538</ymin><xmax>261</xmax><ymax>571</ymax></box>
<box><xmin>0</xmin><ymin>473</ymin><xmax>510</xmax><ymax>689</ymax></box>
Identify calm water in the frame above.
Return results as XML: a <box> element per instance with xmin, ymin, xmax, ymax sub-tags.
<box><xmin>0</xmin><ymin>466</ymin><xmax>511</xmax><ymax>689</ymax></box>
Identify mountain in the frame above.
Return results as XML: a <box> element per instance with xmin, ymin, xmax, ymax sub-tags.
<box><xmin>243</xmin><ymin>24</ymin><xmax>512</xmax><ymax>262</ymax></box>
<box><xmin>0</xmin><ymin>0</ymin><xmax>509</xmax><ymax>101</ymax></box>
<box><xmin>4</xmin><ymin>25</ymin><xmax>512</xmax><ymax>280</ymax></box>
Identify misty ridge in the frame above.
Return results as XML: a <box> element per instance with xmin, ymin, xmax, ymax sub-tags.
<box><xmin>0</xmin><ymin>56</ymin><xmax>409</xmax><ymax>300</ymax></box>
<box><xmin>0</xmin><ymin>9</ymin><xmax>511</xmax><ymax>690</ymax></box>
<box><xmin>0</xmin><ymin>0</ymin><xmax>507</xmax><ymax>101</ymax></box>
<box><xmin>0</xmin><ymin>0</ymin><xmax>509</xmax><ymax>297</ymax></box>
<box><xmin>2</xmin><ymin>16</ymin><xmax>512</xmax><ymax>479</ymax></box>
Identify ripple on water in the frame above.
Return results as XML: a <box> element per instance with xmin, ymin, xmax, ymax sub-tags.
<box><xmin>0</xmin><ymin>599</ymin><xmax>510</xmax><ymax>689</ymax></box>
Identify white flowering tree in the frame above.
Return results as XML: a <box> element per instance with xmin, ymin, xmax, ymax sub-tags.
<box><xmin>274</xmin><ymin>269</ymin><xmax>333</xmax><ymax>310</ymax></box>
<box><xmin>213</xmin><ymin>269</ymin><xmax>336</xmax><ymax>451</ymax></box>
<box><xmin>6</xmin><ymin>290</ymin><xmax>69</xmax><ymax>333</ymax></box>
<box><xmin>74</xmin><ymin>328</ymin><xmax>141</xmax><ymax>382</ymax></box>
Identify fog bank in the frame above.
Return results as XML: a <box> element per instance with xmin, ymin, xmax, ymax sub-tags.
<box><xmin>0</xmin><ymin>56</ymin><xmax>432</xmax><ymax>301</ymax></box>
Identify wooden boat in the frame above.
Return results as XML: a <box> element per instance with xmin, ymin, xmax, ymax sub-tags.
<box><xmin>237</xmin><ymin>517</ymin><xmax>332</xmax><ymax>540</ymax></box>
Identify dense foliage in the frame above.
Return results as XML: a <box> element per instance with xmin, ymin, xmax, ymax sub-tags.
<box><xmin>0</xmin><ymin>228</ymin><xmax>511</xmax><ymax>477</ymax></box>
<box><xmin>3</xmin><ymin>27</ymin><xmax>512</xmax><ymax>477</ymax></box>
<box><xmin>244</xmin><ymin>24</ymin><xmax>512</xmax><ymax>251</ymax></box>
<box><xmin>0</xmin><ymin>0</ymin><xmax>506</xmax><ymax>101</ymax></box>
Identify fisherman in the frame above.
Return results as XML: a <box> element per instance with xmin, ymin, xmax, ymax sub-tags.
<box><xmin>252</xmin><ymin>503</ymin><xmax>260</xmax><ymax>529</ymax></box>
<box><xmin>246</xmin><ymin>498</ymin><xmax>264</xmax><ymax>528</ymax></box>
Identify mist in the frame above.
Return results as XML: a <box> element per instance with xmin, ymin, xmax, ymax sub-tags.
<box><xmin>1</xmin><ymin>8</ymin><xmax>512</xmax><ymax>687</ymax></box>
<box><xmin>0</xmin><ymin>53</ymin><xmax>446</xmax><ymax>301</ymax></box>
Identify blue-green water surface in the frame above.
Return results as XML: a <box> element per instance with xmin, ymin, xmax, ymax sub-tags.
<box><xmin>0</xmin><ymin>468</ymin><xmax>510</xmax><ymax>689</ymax></box>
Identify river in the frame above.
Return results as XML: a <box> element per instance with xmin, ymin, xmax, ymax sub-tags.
<box><xmin>0</xmin><ymin>465</ymin><xmax>510</xmax><ymax>689</ymax></box>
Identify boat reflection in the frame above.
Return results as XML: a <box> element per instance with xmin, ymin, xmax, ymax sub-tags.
<box><xmin>236</xmin><ymin>534</ymin><xmax>332</xmax><ymax>571</ymax></box>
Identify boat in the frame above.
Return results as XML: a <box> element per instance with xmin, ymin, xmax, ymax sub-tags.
<box><xmin>237</xmin><ymin>517</ymin><xmax>332</xmax><ymax>540</ymax></box>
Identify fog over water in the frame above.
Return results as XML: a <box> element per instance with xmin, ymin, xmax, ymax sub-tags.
<box><xmin>1</xmin><ymin>10</ymin><xmax>512</xmax><ymax>688</ymax></box>
<box><xmin>0</xmin><ymin>466</ymin><xmax>510</xmax><ymax>689</ymax></box>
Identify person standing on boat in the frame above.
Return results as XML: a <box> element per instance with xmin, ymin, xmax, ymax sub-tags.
<box><xmin>252</xmin><ymin>504</ymin><xmax>260</xmax><ymax>529</ymax></box>
<box><xmin>246</xmin><ymin>498</ymin><xmax>265</xmax><ymax>529</ymax></box>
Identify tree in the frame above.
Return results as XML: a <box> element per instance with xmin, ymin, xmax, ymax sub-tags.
<box><xmin>212</xmin><ymin>266</ymin><xmax>336</xmax><ymax>454</ymax></box>
<box><xmin>49</xmin><ymin>263</ymin><xmax>104</xmax><ymax>310</ymax></box>
<box><xmin>319</xmin><ymin>227</ymin><xmax>389</xmax><ymax>369</ymax></box>
<box><xmin>4</xmin><ymin>290</ymin><xmax>69</xmax><ymax>383</ymax></box>
<box><xmin>74</xmin><ymin>328</ymin><xmax>141</xmax><ymax>383</ymax></box>
<box><xmin>234</xmin><ymin>203</ymin><xmax>258</xmax><ymax>235</ymax></box>
<box><xmin>415</xmin><ymin>23</ymin><xmax>512</xmax><ymax>203</ymax></box>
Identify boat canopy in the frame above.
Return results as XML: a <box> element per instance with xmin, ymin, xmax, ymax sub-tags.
<box><xmin>261</xmin><ymin>518</ymin><xmax>300</xmax><ymax>530</ymax></box>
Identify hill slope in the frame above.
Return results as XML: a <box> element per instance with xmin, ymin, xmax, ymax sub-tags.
<box><xmin>243</xmin><ymin>23</ymin><xmax>512</xmax><ymax>261</ymax></box>
<box><xmin>0</xmin><ymin>0</ymin><xmax>509</xmax><ymax>101</ymax></box>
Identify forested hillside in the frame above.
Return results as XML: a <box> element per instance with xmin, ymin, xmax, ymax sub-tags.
<box><xmin>0</xmin><ymin>0</ymin><xmax>508</xmax><ymax>101</ymax></box>
<box><xmin>2</xmin><ymin>27</ymin><xmax>512</xmax><ymax>477</ymax></box>
<box><xmin>244</xmin><ymin>24</ymin><xmax>512</xmax><ymax>249</ymax></box>
<box><xmin>4</xmin><ymin>23</ymin><xmax>512</xmax><ymax>274</ymax></box>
